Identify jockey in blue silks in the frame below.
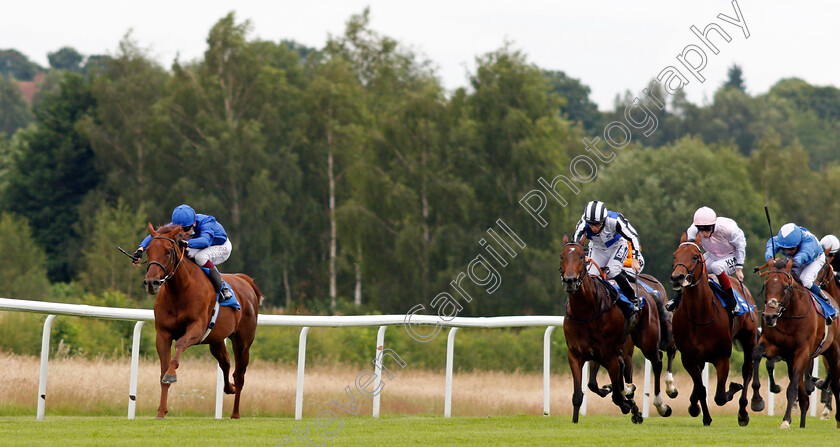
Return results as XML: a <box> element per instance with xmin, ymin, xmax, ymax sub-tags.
<box><xmin>134</xmin><ymin>204</ymin><xmax>233</xmax><ymax>300</ymax></box>
<box><xmin>766</xmin><ymin>223</ymin><xmax>837</xmax><ymax>325</ymax></box>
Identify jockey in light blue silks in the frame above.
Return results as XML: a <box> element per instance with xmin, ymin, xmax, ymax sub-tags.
<box><xmin>134</xmin><ymin>204</ymin><xmax>234</xmax><ymax>300</ymax></box>
<box><xmin>766</xmin><ymin>223</ymin><xmax>837</xmax><ymax>325</ymax></box>
<box><xmin>572</xmin><ymin>200</ymin><xmax>643</xmax><ymax>317</ymax></box>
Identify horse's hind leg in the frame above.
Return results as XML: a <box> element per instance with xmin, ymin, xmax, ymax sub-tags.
<box><xmin>230</xmin><ymin>332</ymin><xmax>255</xmax><ymax>419</ymax></box>
<box><xmin>209</xmin><ymin>341</ymin><xmax>235</xmax><ymax>394</ymax></box>
<box><xmin>622</xmin><ymin>346</ymin><xmax>636</xmax><ymax>398</ymax></box>
<box><xmin>650</xmin><ymin>349</ymin><xmax>672</xmax><ymax>417</ymax></box>
<box><xmin>665</xmin><ymin>347</ymin><xmax>678</xmax><ymax>398</ymax></box>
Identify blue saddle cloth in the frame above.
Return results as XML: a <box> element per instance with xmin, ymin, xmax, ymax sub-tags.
<box><xmin>805</xmin><ymin>289</ymin><xmax>838</xmax><ymax>318</ymax></box>
<box><xmin>606</xmin><ymin>281</ymin><xmax>647</xmax><ymax>309</ymax></box>
<box><xmin>200</xmin><ymin>267</ymin><xmax>241</xmax><ymax>309</ymax></box>
<box><xmin>708</xmin><ymin>280</ymin><xmax>754</xmax><ymax>316</ymax></box>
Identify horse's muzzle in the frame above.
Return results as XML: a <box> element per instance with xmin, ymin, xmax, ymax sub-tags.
<box><xmin>144</xmin><ymin>278</ymin><xmax>162</xmax><ymax>295</ymax></box>
<box><xmin>763</xmin><ymin>313</ymin><xmax>778</xmax><ymax>328</ymax></box>
<box><xmin>669</xmin><ymin>274</ymin><xmax>686</xmax><ymax>291</ymax></box>
<box><xmin>562</xmin><ymin>277</ymin><xmax>581</xmax><ymax>293</ymax></box>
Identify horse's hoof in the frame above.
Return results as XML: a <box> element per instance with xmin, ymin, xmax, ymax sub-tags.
<box><xmin>224</xmin><ymin>384</ymin><xmax>236</xmax><ymax>395</ymax></box>
<box><xmin>780</xmin><ymin>421</ymin><xmax>790</xmax><ymax>429</ymax></box>
<box><xmin>162</xmin><ymin>374</ymin><xmax>177</xmax><ymax>384</ymax></box>
<box><xmin>155</xmin><ymin>416</ymin><xmax>165</xmax><ymax>420</ymax></box>
<box><xmin>770</xmin><ymin>384</ymin><xmax>781</xmax><ymax>394</ymax></box>
<box><xmin>689</xmin><ymin>403</ymin><xmax>700</xmax><ymax>418</ymax></box>
<box><xmin>820</xmin><ymin>409</ymin><xmax>830</xmax><ymax>420</ymax></box>
<box><xmin>631</xmin><ymin>413</ymin><xmax>644</xmax><ymax>424</ymax></box>
<box><xmin>231</xmin><ymin>414</ymin><xmax>240</xmax><ymax>419</ymax></box>
<box><xmin>658</xmin><ymin>405</ymin><xmax>672</xmax><ymax>418</ymax></box>
<box><xmin>738</xmin><ymin>413</ymin><xmax>749</xmax><ymax>427</ymax></box>
<box><xmin>751</xmin><ymin>399</ymin><xmax>765</xmax><ymax>412</ymax></box>
<box><xmin>703</xmin><ymin>416</ymin><xmax>712</xmax><ymax>426</ymax></box>
<box><xmin>666</xmin><ymin>388</ymin><xmax>678</xmax><ymax>399</ymax></box>
<box><xmin>623</xmin><ymin>383</ymin><xmax>637</xmax><ymax>397</ymax></box>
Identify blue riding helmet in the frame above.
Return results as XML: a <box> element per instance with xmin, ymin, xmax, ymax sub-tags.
<box><xmin>777</xmin><ymin>223</ymin><xmax>802</xmax><ymax>249</ymax></box>
<box><xmin>172</xmin><ymin>204</ymin><xmax>196</xmax><ymax>228</ymax></box>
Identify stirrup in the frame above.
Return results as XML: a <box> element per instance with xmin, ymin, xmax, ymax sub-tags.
<box><xmin>665</xmin><ymin>299</ymin><xmax>678</xmax><ymax>312</ymax></box>
<box><xmin>220</xmin><ymin>286</ymin><xmax>233</xmax><ymax>300</ymax></box>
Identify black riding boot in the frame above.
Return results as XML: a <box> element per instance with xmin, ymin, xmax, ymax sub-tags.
<box><xmin>208</xmin><ymin>265</ymin><xmax>232</xmax><ymax>299</ymax></box>
<box><xmin>720</xmin><ymin>286</ymin><xmax>738</xmax><ymax>316</ymax></box>
<box><xmin>665</xmin><ymin>289</ymin><xmax>682</xmax><ymax>312</ymax></box>
<box><xmin>614</xmin><ymin>272</ymin><xmax>640</xmax><ymax>316</ymax></box>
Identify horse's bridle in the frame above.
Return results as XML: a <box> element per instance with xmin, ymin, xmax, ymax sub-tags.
<box><xmin>146</xmin><ymin>236</ymin><xmax>186</xmax><ymax>285</ymax></box>
<box><xmin>763</xmin><ymin>270</ymin><xmax>807</xmax><ymax>320</ymax></box>
<box><xmin>560</xmin><ymin>242</ymin><xmax>588</xmax><ymax>288</ymax></box>
<box><xmin>674</xmin><ymin>242</ymin><xmax>706</xmax><ymax>288</ymax></box>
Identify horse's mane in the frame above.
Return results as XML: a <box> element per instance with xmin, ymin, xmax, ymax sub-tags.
<box><xmin>156</xmin><ymin>223</ymin><xmax>183</xmax><ymax>235</ymax></box>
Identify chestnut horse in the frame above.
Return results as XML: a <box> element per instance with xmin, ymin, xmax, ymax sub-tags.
<box><xmin>143</xmin><ymin>223</ymin><xmax>263</xmax><ymax>419</ymax></box>
<box><xmin>560</xmin><ymin>235</ymin><xmax>671</xmax><ymax>424</ymax></box>
<box><xmin>752</xmin><ymin>258</ymin><xmax>840</xmax><ymax>428</ymax></box>
<box><xmin>670</xmin><ymin>233</ymin><xmax>759</xmax><ymax>426</ymax></box>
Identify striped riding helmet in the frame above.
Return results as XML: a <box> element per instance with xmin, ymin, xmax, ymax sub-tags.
<box><xmin>584</xmin><ymin>201</ymin><xmax>607</xmax><ymax>225</ymax></box>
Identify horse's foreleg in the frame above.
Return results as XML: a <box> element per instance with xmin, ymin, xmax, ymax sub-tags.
<box><xmin>713</xmin><ymin>356</ymin><xmax>739</xmax><ymax>406</ymax></box>
<box><xmin>569</xmin><ymin>352</ymin><xmax>585</xmax><ymax>423</ymax></box>
<box><xmin>155</xmin><ymin>332</ymin><xmax>173</xmax><ymax>419</ymax></box>
<box><xmin>768</xmin><ymin>358</ymin><xmax>782</xmax><ymax>394</ymax></box>
<box><xmin>606</xmin><ymin>355</ymin><xmax>641</xmax><ymax>423</ymax></box>
<box><xmin>683</xmin><ymin>358</ymin><xmax>711</xmax><ymax>426</ymax></box>
<box><xmin>622</xmin><ymin>345</ymin><xmax>636</xmax><ymax>399</ymax></box>
<box><xmin>209</xmin><ymin>341</ymin><xmax>234</xmax><ymax>394</ymax></box>
<box><xmin>797</xmin><ymin>373</ymin><xmax>810</xmax><ymax>428</ymax></box>
<box><xmin>737</xmin><ymin>335</ymin><xmax>756</xmax><ymax>426</ymax></box>
<box><xmin>587</xmin><ymin>362</ymin><xmax>611</xmax><ymax>397</ymax></box>
<box><xmin>750</xmin><ymin>341</ymin><xmax>767</xmax><ymax>412</ymax></box>
<box><xmin>165</xmin><ymin>324</ymin><xmax>206</xmax><ymax>381</ymax></box>
<box><xmin>781</xmin><ymin>351</ymin><xmax>808</xmax><ymax>429</ymax></box>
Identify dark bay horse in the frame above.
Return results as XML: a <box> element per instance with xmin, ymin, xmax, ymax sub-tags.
<box><xmin>560</xmin><ymin>235</ymin><xmax>671</xmax><ymax>423</ymax></box>
<box><xmin>143</xmin><ymin>222</ymin><xmax>263</xmax><ymax>419</ymax></box>
<box><xmin>670</xmin><ymin>234</ymin><xmax>759</xmax><ymax>426</ymax></box>
<box><xmin>587</xmin><ymin>274</ymin><xmax>679</xmax><ymax>402</ymax></box>
<box><xmin>753</xmin><ymin>258</ymin><xmax>840</xmax><ymax>428</ymax></box>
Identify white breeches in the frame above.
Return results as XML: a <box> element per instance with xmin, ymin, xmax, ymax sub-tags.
<box><xmin>187</xmin><ymin>239</ymin><xmax>232</xmax><ymax>267</ymax></box>
<box><xmin>792</xmin><ymin>252</ymin><xmax>825</xmax><ymax>289</ymax></box>
<box><xmin>705</xmin><ymin>252</ymin><xmax>737</xmax><ymax>276</ymax></box>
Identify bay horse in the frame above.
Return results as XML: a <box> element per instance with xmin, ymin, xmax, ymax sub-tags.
<box><xmin>143</xmin><ymin>222</ymin><xmax>263</xmax><ymax>419</ymax></box>
<box><xmin>560</xmin><ymin>235</ymin><xmax>671</xmax><ymax>423</ymax></box>
<box><xmin>670</xmin><ymin>233</ymin><xmax>759</xmax><ymax>426</ymax></box>
<box><xmin>752</xmin><ymin>258</ymin><xmax>840</xmax><ymax>428</ymax></box>
<box><xmin>586</xmin><ymin>274</ymin><xmax>679</xmax><ymax>401</ymax></box>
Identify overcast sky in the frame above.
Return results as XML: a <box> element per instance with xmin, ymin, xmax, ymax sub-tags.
<box><xmin>2</xmin><ymin>0</ymin><xmax>836</xmax><ymax>110</ymax></box>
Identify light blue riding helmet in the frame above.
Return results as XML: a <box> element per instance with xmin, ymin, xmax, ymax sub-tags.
<box><xmin>776</xmin><ymin>223</ymin><xmax>802</xmax><ymax>249</ymax></box>
<box><xmin>172</xmin><ymin>204</ymin><xmax>196</xmax><ymax>228</ymax></box>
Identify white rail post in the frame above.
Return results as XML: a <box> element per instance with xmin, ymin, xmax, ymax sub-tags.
<box><xmin>36</xmin><ymin>315</ymin><xmax>57</xmax><ymax>420</ymax></box>
<box><xmin>768</xmin><ymin>367</ymin><xmax>775</xmax><ymax>416</ymax></box>
<box><xmin>295</xmin><ymin>327</ymin><xmax>310</xmax><ymax>420</ymax></box>
<box><xmin>581</xmin><ymin>361</ymin><xmax>589</xmax><ymax>416</ymax></box>
<box><xmin>810</xmin><ymin>359</ymin><xmax>819</xmax><ymax>417</ymax></box>
<box><xmin>215</xmin><ymin>338</ymin><xmax>226</xmax><ymax>419</ymax></box>
<box><xmin>444</xmin><ymin>327</ymin><xmax>459</xmax><ymax>417</ymax></box>
<box><xmin>372</xmin><ymin>325</ymin><xmax>387</xmax><ymax>418</ymax></box>
<box><xmin>702</xmin><ymin>363</ymin><xmax>709</xmax><ymax>406</ymax></box>
<box><xmin>643</xmin><ymin>359</ymin><xmax>651</xmax><ymax>418</ymax></box>
<box><xmin>543</xmin><ymin>326</ymin><xmax>556</xmax><ymax>416</ymax></box>
<box><xmin>128</xmin><ymin>321</ymin><xmax>145</xmax><ymax>420</ymax></box>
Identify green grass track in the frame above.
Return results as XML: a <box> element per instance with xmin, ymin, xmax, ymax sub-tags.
<box><xmin>0</xmin><ymin>415</ymin><xmax>837</xmax><ymax>446</ymax></box>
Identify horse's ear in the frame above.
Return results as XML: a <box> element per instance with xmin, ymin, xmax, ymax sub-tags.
<box><xmin>563</xmin><ymin>233</ymin><xmax>569</xmax><ymax>245</ymax></box>
<box><xmin>679</xmin><ymin>232</ymin><xmax>688</xmax><ymax>244</ymax></box>
<box><xmin>785</xmin><ymin>258</ymin><xmax>794</xmax><ymax>271</ymax></box>
<box><xmin>147</xmin><ymin>222</ymin><xmax>157</xmax><ymax>236</ymax></box>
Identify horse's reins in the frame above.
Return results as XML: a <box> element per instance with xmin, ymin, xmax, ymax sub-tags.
<box><xmin>674</xmin><ymin>242</ymin><xmax>720</xmax><ymax>326</ymax></box>
<box><xmin>561</xmin><ymin>242</ymin><xmax>619</xmax><ymax>323</ymax></box>
<box><xmin>146</xmin><ymin>234</ymin><xmax>221</xmax><ymax>343</ymax></box>
<box><xmin>146</xmin><ymin>236</ymin><xmax>186</xmax><ymax>284</ymax></box>
<box><xmin>764</xmin><ymin>269</ymin><xmax>831</xmax><ymax>359</ymax></box>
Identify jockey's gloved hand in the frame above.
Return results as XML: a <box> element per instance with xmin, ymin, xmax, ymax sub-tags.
<box><xmin>178</xmin><ymin>239</ymin><xmax>189</xmax><ymax>248</ymax></box>
<box><xmin>132</xmin><ymin>248</ymin><xmax>143</xmax><ymax>262</ymax></box>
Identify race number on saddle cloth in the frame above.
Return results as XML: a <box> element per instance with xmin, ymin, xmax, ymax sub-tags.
<box><xmin>573</xmin><ymin>200</ymin><xmax>644</xmax><ymax>316</ymax></box>
<box><xmin>766</xmin><ymin>223</ymin><xmax>838</xmax><ymax>324</ymax></box>
<box><xmin>136</xmin><ymin>204</ymin><xmax>235</xmax><ymax>301</ymax></box>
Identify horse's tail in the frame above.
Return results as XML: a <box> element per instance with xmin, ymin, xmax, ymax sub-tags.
<box><xmin>238</xmin><ymin>274</ymin><xmax>266</xmax><ymax>307</ymax></box>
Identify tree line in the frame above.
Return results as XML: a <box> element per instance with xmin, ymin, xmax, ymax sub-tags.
<box><xmin>2</xmin><ymin>10</ymin><xmax>840</xmax><ymax>318</ymax></box>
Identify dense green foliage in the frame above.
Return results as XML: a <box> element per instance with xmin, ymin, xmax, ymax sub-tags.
<box><xmin>2</xmin><ymin>10</ymin><xmax>840</xmax><ymax>361</ymax></box>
